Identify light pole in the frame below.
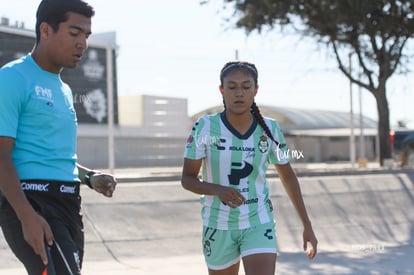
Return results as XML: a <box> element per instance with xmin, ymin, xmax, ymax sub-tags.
<box><xmin>106</xmin><ymin>45</ymin><xmax>115</xmax><ymax>174</ymax></box>
<box><xmin>349</xmin><ymin>53</ymin><xmax>356</xmax><ymax>169</ymax></box>
<box><xmin>358</xmin><ymin>73</ymin><xmax>366</xmax><ymax>165</ymax></box>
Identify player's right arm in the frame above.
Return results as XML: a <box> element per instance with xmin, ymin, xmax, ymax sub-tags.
<box><xmin>181</xmin><ymin>158</ymin><xmax>245</xmax><ymax>208</ymax></box>
<box><xmin>0</xmin><ymin>137</ymin><xmax>53</xmax><ymax>265</ymax></box>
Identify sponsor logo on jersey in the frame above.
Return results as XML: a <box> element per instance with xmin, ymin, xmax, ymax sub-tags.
<box><xmin>228</xmin><ymin>161</ymin><xmax>253</xmax><ymax>186</ymax></box>
<box><xmin>229</xmin><ymin>146</ymin><xmax>255</xmax><ymax>152</ymax></box>
<box><xmin>21</xmin><ymin>182</ymin><xmax>77</xmax><ymax>194</ymax></box>
<box><xmin>60</xmin><ymin>184</ymin><xmax>77</xmax><ymax>194</ymax></box>
<box><xmin>238</xmin><ymin>187</ymin><xmax>249</xmax><ymax>193</ymax></box>
<box><xmin>243</xmin><ymin>197</ymin><xmax>259</xmax><ymax>205</ymax></box>
<box><xmin>35</xmin><ymin>85</ymin><xmax>53</xmax><ymax>99</ymax></box>
<box><xmin>21</xmin><ymin>182</ymin><xmax>49</xmax><ymax>192</ymax></box>
<box><xmin>34</xmin><ymin>85</ymin><xmax>55</xmax><ymax>107</ymax></box>
<box><xmin>186</xmin><ymin>134</ymin><xmax>194</xmax><ymax>148</ymax></box>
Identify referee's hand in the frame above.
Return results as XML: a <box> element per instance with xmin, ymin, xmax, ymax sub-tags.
<box><xmin>21</xmin><ymin>210</ymin><xmax>54</xmax><ymax>265</ymax></box>
<box><xmin>89</xmin><ymin>172</ymin><xmax>117</xmax><ymax>197</ymax></box>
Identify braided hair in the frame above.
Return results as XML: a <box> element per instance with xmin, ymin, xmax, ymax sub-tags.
<box><xmin>220</xmin><ymin>61</ymin><xmax>285</xmax><ymax>149</ymax></box>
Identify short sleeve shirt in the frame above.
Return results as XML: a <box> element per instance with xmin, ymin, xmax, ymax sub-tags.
<box><xmin>184</xmin><ymin>112</ymin><xmax>290</xmax><ymax>230</ymax></box>
<box><xmin>0</xmin><ymin>54</ymin><xmax>79</xmax><ymax>182</ymax></box>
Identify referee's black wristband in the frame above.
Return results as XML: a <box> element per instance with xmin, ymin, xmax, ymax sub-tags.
<box><xmin>84</xmin><ymin>171</ymin><xmax>96</xmax><ymax>189</ymax></box>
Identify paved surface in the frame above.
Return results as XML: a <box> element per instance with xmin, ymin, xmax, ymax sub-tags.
<box><xmin>1</xmin><ymin>163</ymin><xmax>414</xmax><ymax>274</ymax></box>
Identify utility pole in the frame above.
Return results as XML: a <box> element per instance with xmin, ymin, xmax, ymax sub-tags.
<box><xmin>349</xmin><ymin>53</ymin><xmax>356</xmax><ymax>169</ymax></box>
<box><xmin>107</xmin><ymin>45</ymin><xmax>115</xmax><ymax>174</ymax></box>
<box><xmin>358</xmin><ymin>73</ymin><xmax>367</xmax><ymax>167</ymax></box>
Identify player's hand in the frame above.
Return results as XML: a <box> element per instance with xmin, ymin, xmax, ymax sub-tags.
<box><xmin>303</xmin><ymin>225</ymin><xmax>318</xmax><ymax>259</ymax></box>
<box><xmin>20</xmin><ymin>210</ymin><xmax>54</xmax><ymax>265</ymax></box>
<box><xmin>90</xmin><ymin>172</ymin><xmax>117</xmax><ymax>197</ymax></box>
<box><xmin>217</xmin><ymin>185</ymin><xmax>245</xmax><ymax>208</ymax></box>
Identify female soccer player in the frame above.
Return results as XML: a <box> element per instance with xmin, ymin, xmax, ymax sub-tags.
<box><xmin>181</xmin><ymin>61</ymin><xmax>317</xmax><ymax>275</ymax></box>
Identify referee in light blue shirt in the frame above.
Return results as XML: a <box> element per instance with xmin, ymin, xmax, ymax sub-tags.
<box><xmin>0</xmin><ymin>1</ymin><xmax>117</xmax><ymax>274</ymax></box>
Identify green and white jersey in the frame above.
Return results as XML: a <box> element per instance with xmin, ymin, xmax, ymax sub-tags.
<box><xmin>184</xmin><ymin>112</ymin><xmax>290</xmax><ymax>230</ymax></box>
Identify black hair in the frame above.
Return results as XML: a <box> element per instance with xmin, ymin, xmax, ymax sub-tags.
<box><xmin>220</xmin><ymin>61</ymin><xmax>285</xmax><ymax>149</ymax></box>
<box><xmin>220</xmin><ymin>61</ymin><xmax>258</xmax><ymax>87</ymax></box>
<box><xmin>35</xmin><ymin>0</ymin><xmax>95</xmax><ymax>44</ymax></box>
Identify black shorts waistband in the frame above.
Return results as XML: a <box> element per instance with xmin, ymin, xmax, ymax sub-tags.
<box><xmin>20</xmin><ymin>180</ymin><xmax>80</xmax><ymax>197</ymax></box>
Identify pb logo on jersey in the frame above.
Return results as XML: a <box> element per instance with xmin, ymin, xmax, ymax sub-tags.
<box><xmin>228</xmin><ymin>161</ymin><xmax>253</xmax><ymax>186</ymax></box>
<box><xmin>258</xmin><ymin>135</ymin><xmax>269</xmax><ymax>153</ymax></box>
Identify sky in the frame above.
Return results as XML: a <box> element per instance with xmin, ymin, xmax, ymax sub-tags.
<box><xmin>1</xmin><ymin>0</ymin><xmax>414</xmax><ymax>128</ymax></box>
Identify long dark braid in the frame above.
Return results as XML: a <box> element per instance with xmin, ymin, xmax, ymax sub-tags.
<box><xmin>250</xmin><ymin>102</ymin><xmax>285</xmax><ymax>149</ymax></box>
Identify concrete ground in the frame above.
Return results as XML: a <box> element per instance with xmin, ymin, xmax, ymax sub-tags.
<box><xmin>0</xmin><ymin>163</ymin><xmax>413</xmax><ymax>274</ymax></box>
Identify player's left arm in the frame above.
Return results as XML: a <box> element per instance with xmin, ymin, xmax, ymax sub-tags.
<box><xmin>275</xmin><ymin>163</ymin><xmax>318</xmax><ymax>259</ymax></box>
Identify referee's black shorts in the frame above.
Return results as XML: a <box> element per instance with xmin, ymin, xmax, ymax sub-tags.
<box><xmin>0</xmin><ymin>180</ymin><xmax>84</xmax><ymax>275</ymax></box>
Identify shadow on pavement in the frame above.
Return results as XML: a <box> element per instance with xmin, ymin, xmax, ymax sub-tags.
<box><xmin>277</xmin><ymin>244</ymin><xmax>414</xmax><ymax>275</ymax></box>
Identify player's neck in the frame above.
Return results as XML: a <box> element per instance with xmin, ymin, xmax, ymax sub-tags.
<box><xmin>225</xmin><ymin>111</ymin><xmax>254</xmax><ymax>135</ymax></box>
